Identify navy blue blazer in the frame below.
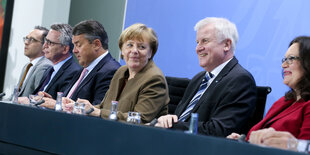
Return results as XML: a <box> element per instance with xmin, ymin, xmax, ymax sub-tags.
<box><xmin>173</xmin><ymin>57</ymin><xmax>257</xmax><ymax>137</ymax></box>
<box><xmin>64</xmin><ymin>53</ymin><xmax>120</xmax><ymax>105</ymax></box>
<box><xmin>33</xmin><ymin>57</ymin><xmax>82</xmax><ymax>99</ymax></box>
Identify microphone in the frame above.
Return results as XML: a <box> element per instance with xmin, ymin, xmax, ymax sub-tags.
<box><xmin>34</xmin><ymin>99</ymin><xmax>45</xmax><ymax>106</ymax></box>
<box><xmin>0</xmin><ymin>92</ymin><xmax>5</xmax><ymax>99</ymax></box>
<box><xmin>149</xmin><ymin>118</ymin><xmax>158</xmax><ymax>126</ymax></box>
<box><xmin>86</xmin><ymin>107</ymin><xmax>94</xmax><ymax>115</ymax></box>
<box><xmin>237</xmin><ymin>134</ymin><xmax>247</xmax><ymax>143</ymax></box>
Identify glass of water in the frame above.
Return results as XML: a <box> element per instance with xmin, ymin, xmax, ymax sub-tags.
<box><xmin>73</xmin><ymin>102</ymin><xmax>85</xmax><ymax>115</ymax></box>
<box><xmin>127</xmin><ymin>112</ymin><xmax>141</xmax><ymax>124</ymax></box>
<box><xmin>288</xmin><ymin>138</ymin><xmax>310</xmax><ymax>153</ymax></box>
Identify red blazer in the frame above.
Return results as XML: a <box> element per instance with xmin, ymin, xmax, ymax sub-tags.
<box><xmin>247</xmin><ymin>96</ymin><xmax>310</xmax><ymax>140</ymax></box>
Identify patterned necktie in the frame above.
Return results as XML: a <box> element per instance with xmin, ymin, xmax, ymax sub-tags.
<box><xmin>38</xmin><ymin>67</ymin><xmax>54</xmax><ymax>92</ymax></box>
<box><xmin>67</xmin><ymin>68</ymin><xmax>88</xmax><ymax>98</ymax></box>
<box><xmin>179</xmin><ymin>72</ymin><xmax>213</xmax><ymax>121</ymax></box>
<box><xmin>18</xmin><ymin>63</ymin><xmax>33</xmax><ymax>90</ymax></box>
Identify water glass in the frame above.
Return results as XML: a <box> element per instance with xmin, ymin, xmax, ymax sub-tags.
<box><xmin>73</xmin><ymin>102</ymin><xmax>85</xmax><ymax>115</ymax></box>
<box><xmin>127</xmin><ymin>112</ymin><xmax>141</xmax><ymax>124</ymax></box>
<box><xmin>288</xmin><ymin>138</ymin><xmax>310</xmax><ymax>153</ymax></box>
<box><xmin>54</xmin><ymin>92</ymin><xmax>63</xmax><ymax>111</ymax></box>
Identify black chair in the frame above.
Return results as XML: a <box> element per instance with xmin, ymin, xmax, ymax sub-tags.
<box><xmin>166</xmin><ymin>76</ymin><xmax>190</xmax><ymax>114</ymax></box>
<box><xmin>166</xmin><ymin>76</ymin><xmax>272</xmax><ymax>133</ymax></box>
<box><xmin>242</xmin><ymin>86</ymin><xmax>272</xmax><ymax>134</ymax></box>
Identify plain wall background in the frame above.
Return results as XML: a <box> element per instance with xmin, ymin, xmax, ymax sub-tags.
<box><xmin>68</xmin><ymin>0</ymin><xmax>126</xmax><ymax>60</ymax></box>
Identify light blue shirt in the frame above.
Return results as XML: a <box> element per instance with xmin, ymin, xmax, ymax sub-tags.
<box><xmin>43</xmin><ymin>56</ymin><xmax>72</xmax><ymax>91</ymax></box>
<box><xmin>84</xmin><ymin>51</ymin><xmax>109</xmax><ymax>79</ymax></box>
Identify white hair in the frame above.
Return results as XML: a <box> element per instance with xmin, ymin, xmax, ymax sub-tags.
<box><xmin>194</xmin><ymin>17</ymin><xmax>239</xmax><ymax>52</ymax></box>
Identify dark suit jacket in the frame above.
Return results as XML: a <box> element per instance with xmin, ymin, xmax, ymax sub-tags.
<box><xmin>173</xmin><ymin>57</ymin><xmax>257</xmax><ymax>137</ymax></box>
<box><xmin>32</xmin><ymin>57</ymin><xmax>82</xmax><ymax>99</ymax></box>
<box><xmin>64</xmin><ymin>53</ymin><xmax>120</xmax><ymax>105</ymax></box>
<box><xmin>247</xmin><ymin>97</ymin><xmax>310</xmax><ymax>140</ymax></box>
<box><xmin>96</xmin><ymin>60</ymin><xmax>169</xmax><ymax>123</ymax></box>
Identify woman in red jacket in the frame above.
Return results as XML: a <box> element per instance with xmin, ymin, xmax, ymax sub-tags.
<box><xmin>228</xmin><ymin>36</ymin><xmax>310</xmax><ymax>149</ymax></box>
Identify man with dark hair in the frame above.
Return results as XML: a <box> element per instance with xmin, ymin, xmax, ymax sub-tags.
<box><xmin>31</xmin><ymin>23</ymin><xmax>82</xmax><ymax>100</ymax></box>
<box><xmin>41</xmin><ymin>20</ymin><xmax>120</xmax><ymax>108</ymax></box>
<box><xmin>17</xmin><ymin>26</ymin><xmax>52</xmax><ymax>97</ymax></box>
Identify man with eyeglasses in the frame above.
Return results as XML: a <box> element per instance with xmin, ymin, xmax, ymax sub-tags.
<box><xmin>17</xmin><ymin>26</ymin><xmax>53</xmax><ymax>97</ymax></box>
<box><xmin>29</xmin><ymin>24</ymin><xmax>82</xmax><ymax>101</ymax></box>
<box><xmin>39</xmin><ymin>20</ymin><xmax>120</xmax><ymax>109</ymax></box>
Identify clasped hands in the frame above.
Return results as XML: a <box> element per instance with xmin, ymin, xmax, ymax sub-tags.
<box><xmin>227</xmin><ymin>127</ymin><xmax>296</xmax><ymax>150</ymax></box>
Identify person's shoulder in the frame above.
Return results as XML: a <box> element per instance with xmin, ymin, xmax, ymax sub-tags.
<box><xmin>36</xmin><ymin>58</ymin><xmax>52</xmax><ymax>69</ymax></box>
<box><xmin>192</xmin><ymin>71</ymin><xmax>206</xmax><ymax>79</ymax></box>
<box><xmin>145</xmin><ymin>61</ymin><xmax>164</xmax><ymax>75</ymax></box>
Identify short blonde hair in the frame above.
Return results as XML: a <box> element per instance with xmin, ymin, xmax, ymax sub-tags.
<box><xmin>119</xmin><ymin>23</ymin><xmax>158</xmax><ymax>59</ymax></box>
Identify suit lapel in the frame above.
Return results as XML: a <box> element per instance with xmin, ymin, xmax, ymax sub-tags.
<box><xmin>20</xmin><ymin>57</ymin><xmax>45</xmax><ymax>94</ymax></box>
<box><xmin>45</xmin><ymin>58</ymin><xmax>73</xmax><ymax>91</ymax></box>
<box><xmin>176</xmin><ymin>72</ymin><xmax>205</xmax><ymax>116</ymax></box>
<box><xmin>264</xmin><ymin>99</ymin><xmax>302</xmax><ymax>127</ymax></box>
<box><xmin>73</xmin><ymin>53</ymin><xmax>112</xmax><ymax>97</ymax></box>
<box><xmin>191</xmin><ymin>57</ymin><xmax>238</xmax><ymax>113</ymax></box>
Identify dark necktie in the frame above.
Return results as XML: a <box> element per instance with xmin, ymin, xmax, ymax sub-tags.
<box><xmin>38</xmin><ymin>67</ymin><xmax>54</xmax><ymax>92</ymax></box>
<box><xmin>179</xmin><ymin>72</ymin><xmax>213</xmax><ymax>121</ymax></box>
<box><xmin>18</xmin><ymin>63</ymin><xmax>33</xmax><ymax>90</ymax></box>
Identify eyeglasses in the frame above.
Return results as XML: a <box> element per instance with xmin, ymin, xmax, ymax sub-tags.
<box><xmin>282</xmin><ymin>56</ymin><xmax>300</xmax><ymax>64</ymax></box>
<box><xmin>23</xmin><ymin>37</ymin><xmax>42</xmax><ymax>43</ymax></box>
<box><xmin>44</xmin><ymin>38</ymin><xmax>62</xmax><ymax>46</ymax></box>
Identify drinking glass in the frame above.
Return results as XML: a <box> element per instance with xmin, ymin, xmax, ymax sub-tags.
<box><xmin>127</xmin><ymin>112</ymin><xmax>141</xmax><ymax>124</ymax></box>
<box><xmin>73</xmin><ymin>102</ymin><xmax>85</xmax><ymax>115</ymax></box>
<box><xmin>288</xmin><ymin>138</ymin><xmax>310</xmax><ymax>153</ymax></box>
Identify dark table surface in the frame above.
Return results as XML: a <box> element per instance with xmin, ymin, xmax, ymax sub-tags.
<box><xmin>0</xmin><ymin>101</ymin><xmax>304</xmax><ymax>155</ymax></box>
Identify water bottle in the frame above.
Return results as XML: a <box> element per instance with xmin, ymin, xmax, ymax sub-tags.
<box><xmin>109</xmin><ymin>101</ymin><xmax>118</xmax><ymax>121</ymax></box>
<box><xmin>185</xmin><ymin>113</ymin><xmax>199</xmax><ymax>134</ymax></box>
<box><xmin>11</xmin><ymin>85</ymin><xmax>19</xmax><ymax>104</ymax></box>
<box><xmin>54</xmin><ymin>92</ymin><xmax>63</xmax><ymax>111</ymax></box>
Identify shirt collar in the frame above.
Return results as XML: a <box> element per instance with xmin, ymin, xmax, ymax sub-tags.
<box><xmin>53</xmin><ymin>55</ymin><xmax>72</xmax><ymax>73</ymax></box>
<box><xmin>85</xmin><ymin>51</ymin><xmax>109</xmax><ymax>74</ymax></box>
<box><xmin>208</xmin><ymin>57</ymin><xmax>233</xmax><ymax>79</ymax></box>
<box><xmin>30</xmin><ymin>56</ymin><xmax>44</xmax><ymax>66</ymax></box>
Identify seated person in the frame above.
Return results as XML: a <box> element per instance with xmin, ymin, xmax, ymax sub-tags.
<box><xmin>154</xmin><ymin>17</ymin><xmax>257</xmax><ymax>137</ymax></box>
<box><xmin>228</xmin><ymin>36</ymin><xmax>310</xmax><ymax>142</ymax></box>
<box><xmin>37</xmin><ymin>20</ymin><xmax>120</xmax><ymax>109</ymax></box>
<box><xmin>63</xmin><ymin>23</ymin><xmax>169</xmax><ymax>124</ymax></box>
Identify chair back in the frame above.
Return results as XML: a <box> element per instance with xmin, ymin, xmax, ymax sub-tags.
<box><xmin>166</xmin><ymin>76</ymin><xmax>190</xmax><ymax>114</ymax></box>
<box><xmin>242</xmin><ymin>86</ymin><xmax>272</xmax><ymax>134</ymax></box>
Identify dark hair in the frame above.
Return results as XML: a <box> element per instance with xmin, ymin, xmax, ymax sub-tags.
<box><xmin>285</xmin><ymin>36</ymin><xmax>310</xmax><ymax>101</ymax></box>
<box><xmin>51</xmin><ymin>23</ymin><xmax>73</xmax><ymax>52</ymax></box>
<box><xmin>34</xmin><ymin>25</ymin><xmax>49</xmax><ymax>45</ymax></box>
<box><xmin>72</xmin><ymin>20</ymin><xmax>108</xmax><ymax>50</ymax></box>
